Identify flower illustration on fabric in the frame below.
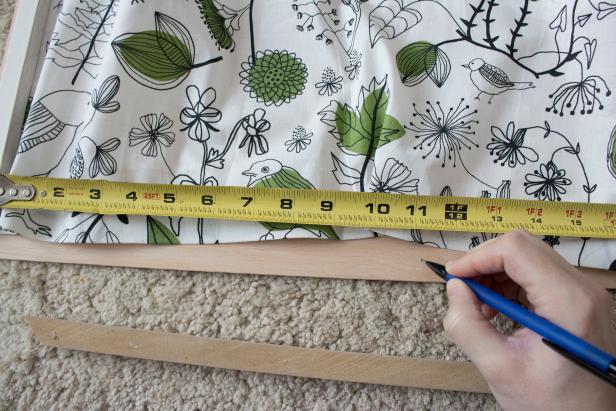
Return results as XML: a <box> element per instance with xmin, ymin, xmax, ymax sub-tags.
<box><xmin>315</xmin><ymin>67</ymin><xmax>343</xmax><ymax>96</ymax></box>
<box><xmin>70</xmin><ymin>137</ymin><xmax>120</xmax><ymax>179</ymax></box>
<box><xmin>89</xmin><ymin>138</ymin><xmax>120</xmax><ymax>178</ymax></box>
<box><xmin>196</xmin><ymin>0</ymin><xmax>248</xmax><ymax>51</ymax></box>
<box><xmin>406</xmin><ymin>99</ymin><xmax>479</xmax><ymax>167</ymax></box>
<box><xmin>285</xmin><ymin>126</ymin><xmax>312</xmax><ymax>153</ymax></box>
<box><xmin>591</xmin><ymin>1</ymin><xmax>616</xmax><ymax>20</ymax></box>
<box><xmin>180</xmin><ymin>85</ymin><xmax>222</xmax><ymax>142</ymax></box>
<box><xmin>91</xmin><ymin>75</ymin><xmax>121</xmax><ymax>113</ymax></box>
<box><xmin>129</xmin><ymin>113</ymin><xmax>175</xmax><ymax>157</ymax></box>
<box><xmin>524</xmin><ymin>161</ymin><xmax>572</xmax><ymax>201</ymax></box>
<box><xmin>370</xmin><ymin>158</ymin><xmax>419</xmax><ymax>194</ymax></box>
<box><xmin>239</xmin><ymin>108</ymin><xmax>271</xmax><ymax>157</ymax></box>
<box><xmin>239</xmin><ymin>50</ymin><xmax>308</xmax><ymax>106</ymax></box>
<box><xmin>345</xmin><ymin>50</ymin><xmax>362</xmax><ymax>80</ymax></box>
<box><xmin>487</xmin><ymin>122</ymin><xmax>539</xmax><ymax>167</ymax></box>
<box><xmin>542</xmin><ymin>235</ymin><xmax>561</xmax><ymax>247</ymax></box>
<box><xmin>546</xmin><ymin>76</ymin><xmax>611</xmax><ymax>116</ymax></box>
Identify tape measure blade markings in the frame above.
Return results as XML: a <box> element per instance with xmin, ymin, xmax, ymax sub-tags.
<box><xmin>0</xmin><ymin>175</ymin><xmax>615</xmax><ymax>239</ymax></box>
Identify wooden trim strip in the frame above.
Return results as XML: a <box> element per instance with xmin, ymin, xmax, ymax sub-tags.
<box><xmin>26</xmin><ymin>317</ymin><xmax>490</xmax><ymax>393</ymax></box>
<box><xmin>1</xmin><ymin>235</ymin><xmax>615</xmax><ymax>288</ymax></box>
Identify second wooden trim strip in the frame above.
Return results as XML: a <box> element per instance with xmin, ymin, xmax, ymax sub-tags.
<box><xmin>1</xmin><ymin>236</ymin><xmax>614</xmax><ymax>288</ymax></box>
<box><xmin>26</xmin><ymin>317</ymin><xmax>490</xmax><ymax>393</ymax></box>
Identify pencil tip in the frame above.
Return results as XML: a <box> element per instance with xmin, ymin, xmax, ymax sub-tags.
<box><xmin>423</xmin><ymin>260</ymin><xmax>448</xmax><ymax>281</ymax></box>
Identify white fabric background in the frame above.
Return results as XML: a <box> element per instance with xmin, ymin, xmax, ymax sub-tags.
<box><xmin>1</xmin><ymin>0</ymin><xmax>615</xmax><ymax>269</ymax></box>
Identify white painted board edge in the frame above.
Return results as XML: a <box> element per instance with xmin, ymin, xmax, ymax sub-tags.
<box><xmin>0</xmin><ymin>0</ymin><xmax>51</xmax><ymax>173</ymax></box>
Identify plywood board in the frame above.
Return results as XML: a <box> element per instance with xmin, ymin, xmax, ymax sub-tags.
<box><xmin>27</xmin><ymin>316</ymin><xmax>491</xmax><ymax>393</ymax></box>
<box><xmin>1</xmin><ymin>235</ymin><xmax>614</xmax><ymax>288</ymax></box>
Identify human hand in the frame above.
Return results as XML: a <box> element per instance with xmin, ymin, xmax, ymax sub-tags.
<box><xmin>443</xmin><ymin>230</ymin><xmax>616</xmax><ymax>410</ymax></box>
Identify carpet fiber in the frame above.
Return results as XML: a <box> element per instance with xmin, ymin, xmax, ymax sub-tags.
<box><xmin>0</xmin><ymin>1</ymin><xmax>501</xmax><ymax>408</ymax></box>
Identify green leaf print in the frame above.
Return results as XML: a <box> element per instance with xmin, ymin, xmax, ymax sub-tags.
<box><xmin>196</xmin><ymin>0</ymin><xmax>234</xmax><ymax>50</ymax></box>
<box><xmin>147</xmin><ymin>216</ymin><xmax>180</xmax><ymax>244</ymax></box>
<box><xmin>112</xmin><ymin>12</ymin><xmax>222</xmax><ymax>90</ymax></box>
<box><xmin>320</xmin><ymin>77</ymin><xmax>404</xmax><ymax>159</ymax></box>
<box><xmin>396</xmin><ymin>41</ymin><xmax>451</xmax><ymax>87</ymax></box>
<box><xmin>113</xmin><ymin>29</ymin><xmax>191</xmax><ymax>82</ymax></box>
<box><xmin>397</xmin><ymin>41</ymin><xmax>435</xmax><ymax>86</ymax></box>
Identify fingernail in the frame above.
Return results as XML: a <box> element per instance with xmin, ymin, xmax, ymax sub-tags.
<box><xmin>446</xmin><ymin>278</ymin><xmax>464</xmax><ymax>298</ymax></box>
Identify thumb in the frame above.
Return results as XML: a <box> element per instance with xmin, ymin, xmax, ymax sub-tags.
<box><xmin>444</xmin><ymin>279</ymin><xmax>509</xmax><ymax>371</ymax></box>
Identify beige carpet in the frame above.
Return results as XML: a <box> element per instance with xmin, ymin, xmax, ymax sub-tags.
<box><xmin>0</xmin><ymin>1</ymin><xmax>502</xmax><ymax>409</ymax></box>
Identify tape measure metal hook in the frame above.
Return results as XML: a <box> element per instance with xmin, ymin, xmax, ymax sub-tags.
<box><xmin>0</xmin><ymin>175</ymin><xmax>35</xmax><ymax>206</ymax></box>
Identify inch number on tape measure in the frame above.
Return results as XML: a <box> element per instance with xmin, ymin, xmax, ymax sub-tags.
<box><xmin>0</xmin><ymin>175</ymin><xmax>615</xmax><ymax>239</ymax></box>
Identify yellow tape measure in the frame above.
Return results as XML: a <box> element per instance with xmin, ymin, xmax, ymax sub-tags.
<box><xmin>1</xmin><ymin>174</ymin><xmax>615</xmax><ymax>238</ymax></box>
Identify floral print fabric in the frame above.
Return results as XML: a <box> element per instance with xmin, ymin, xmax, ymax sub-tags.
<box><xmin>2</xmin><ymin>0</ymin><xmax>615</xmax><ymax>270</ymax></box>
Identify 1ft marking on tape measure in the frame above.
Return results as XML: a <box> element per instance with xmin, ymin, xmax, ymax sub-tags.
<box><xmin>0</xmin><ymin>175</ymin><xmax>615</xmax><ymax>238</ymax></box>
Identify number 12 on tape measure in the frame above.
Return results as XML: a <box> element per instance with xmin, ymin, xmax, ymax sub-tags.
<box><xmin>1</xmin><ymin>175</ymin><xmax>615</xmax><ymax>238</ymax></box>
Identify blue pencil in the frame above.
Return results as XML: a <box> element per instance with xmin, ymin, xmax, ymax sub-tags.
<box><xmin>424</xmin><ymin>260</ymin><xmax>616</xmax><ymax>387</ymax></box>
